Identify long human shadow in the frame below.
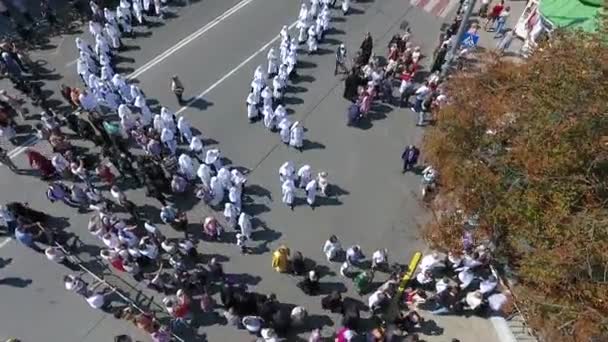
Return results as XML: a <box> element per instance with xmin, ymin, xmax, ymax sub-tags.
<box><xmin>301</xmin><ymin>139</ymin><xmax>325</xmax><ymax>151</ymax></box>
<box><xmin>0</xmin><ymin>277</ymin><xmax>33</xmax><ymax>288</ymax></box>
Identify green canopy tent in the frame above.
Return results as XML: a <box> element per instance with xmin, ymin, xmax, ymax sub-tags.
<box><xmin>539</xmin><ymin>0</ymin><xmax>603</xmax><ymax>32</ymax></box>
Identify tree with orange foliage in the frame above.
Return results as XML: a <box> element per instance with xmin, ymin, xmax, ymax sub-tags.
<box><xmin>422</xmin><ymin>18</ymin><xmax>608</xmax><ymax>342</ymax></box>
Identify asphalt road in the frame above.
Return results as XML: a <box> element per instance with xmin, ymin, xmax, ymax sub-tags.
<box><xmin>0</xmin><ymin>0</ymin><xmax>500</xmax><ymax>341</ymax></box>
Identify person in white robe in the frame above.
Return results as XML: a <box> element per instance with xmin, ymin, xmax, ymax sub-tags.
<box><xmin>209</xmin><ymin>176</ymin><xmax>224</xmax><ymax>206</ymax></box>
<box><xmin>261</xmin><ymin>86</ymin><xmax>273</xmax><ymax>110</ymax></box>
<box><xmin>78</xmin><ymin>50</ymin><xmax>97</xmax><ymax>73</ymax></box>
<box><xmin>142</xmin><ymin>0</ymin><xmax>151</xmax><ymax>13</ymax></box>
<box><xmin>121</xmin><ymin>112</ymin><xmax>136</xmax><ymax>133</ymax></box>
<box><xmin>161</xmin><ymin>107</ymin><xmax>176</xmax><ymax>132</ymax></box>
<box><xmin>298</xmin><ymin>3</ymin><xmax>309</xmax><ymax>23</ymax></box>
<box><xmin>280</xmin><ymin>38</ymin><xmax>289</xmax><ymax>64</ymax></box>
<box><xmin>161</xmin><ymin>127</ymin><xmax>176</xmax><ymax>155</ymax></box>
<box><xmin>117</xmin><ymin>1</ymin><xmax>133</xmax><ymax>35</ymax></box>
<box><xmin>305</xmin><ymin>179</ymin><xmax>317</xmax><ymax>207</ymax></box>
<box><xmin>286</xmin><ymin>49</ymin><xmax>297</xmax><ymax>77</ymax></box>
<box><xmin>253</xmin><ymin>65</ymin><xmax>264</xmax><ymax>83</ymax></box>
<box><xmin>342</xmin><ymin>0</ymin><xmax>350</xmax><ymax>15</ymax></box>
<box><xmin>134</xmin><ymin>95</ymin><xmax>152</xmax><ymax>125</ymax></box>
<box><xmin>132</xmin><ymin>0</ymin><xmax>145</xmax><ymax>25</ymax></box>
<box><xmin>272</xmin><ymin>75</ymin><xmax>284</xmax><ymax>102</ymax></box>
<box><xmin>118</xmin><ymin>104</ymin><xmax>132</xmax><ymax>121</ymax></box>
<box><xmin>267</xmin><ymin>48</ymin><xmax>278</xmax><ymax>77</ymax></box>
<box><xmin>297</xmin><ymin>15</ymin><xmax>309</xmax><ymax>44</ymax></box>
<box><xmin>104</xmin><ymin>23</ymin><xmax>121</xmax><ymax>50</ymax></box>
<box><xmin>100</xmin><ymin>65</ymin><xmax>113</xmax><ymax>82</ymax></box>
<box><xmin>229</xmin><ymin>184</ymin><xmax>242</xmax><ymax>210</ymax></box>
<box><xmin>217</xmin><ymin>167</ymin><xmax>232</xmax><ymax>189</ymax></box>
<box><xmin>315</xmin><ymin>16</ymin><xmax>324</xmax><ymax>42</ymax></box>
<box><xmin>89</xmin><ymin>20</ymin><xmax>103</xmax><ymax>37</ymax></box>
<box><xmin>189</xmin><ymin>136</ymin><xmax>204</xmax><ymax>162</ymax></box>
<box><xmin>279</xmin><ymin>161</ymin><xmax>295</xmax><ymax>183</ymax></box>
<box><xmin>76</xmin><ymin>37</ymin><xmax>96</xmax><ymax>59</ymax></box>
<box><xmin>112</xmin><ymin>74</ymin><xmax>133</xmax><ymax>103</ymax></box>
<box><xmin>246</xmin><ymin>92</ymin><xmax>259</xmax><ymax>122</ymax></box>
<box><xmin>177</xmin><ymin>115</ymin><xmax>192</xmax><ymax>143</ymax></box>
<box><xmin>309</xmin><ymin>0</ymin><xmax>319</xmax><ymax>18</ymax></box>
<box><xmin>297</xmin><ymin>164</ymin><xmax>312</xmax><ymax>188</ymax></box>
<box><xmin>238</xmin><ymin>212</ymin><xmax>252</xmax><ymax>239</ymax></box>
<box><xmin>323</xmin><ymin>235</ymin><xmax>342</xmax><ymax>261</ymax></box>
<box><xmin>153</xmin><ymin>114</ymin><xmax>165</xmax><ymax>133</ymax></box>
<box><xmin>130</xmin><ymin>85</ymin><xmax>143</xmax><ymax>103</ymax></box>
<box><xmin>317</xmin><ymin>171</ymin><xmax>329</xmax><ymax>196</ymax></box>
<box><xmin>223</xmin><ymin>202</ymin><xmax>239</xmax><ymax>228</ymax></box>
<box><xmin>205</xmin><ymin>148</ymin><xmax>222</xmax><ymax>171</ymax></box>
<box><xmin>289</xmin><ymin>121</ymin><xmax>304</xmax><ymax>151</ymax></box>
<box><xmin>281</xmin><ymin>179</ymin><xmax>296</xmax><ymax>210</ymax></box>
<box><xmin>231</xmin><ymin>169</ymin><xmax>247</xmax><ymax>187</ymax></box>
<box><xmin>307</xmin><ymin>25</ymin><xmax>318</xmax><ymax>54</ymax></box>
<box><xmin>77</xmin><ymin>59</ymin><xmax>92</xmax><ymax>85</ymax></box>
<box><xmin>104</xmin><ymin>8</ymin><xmax>118</xmax><ymax>28</ymax></box>
<box><xmin>153</xmin><ymin>0</ymin><xmax>163</xmax><ymax>18</ymax></box>
<box><xmin>95</xmin><ymin>34</ymin><xmax>111</xmax><ymax>59</ymax></box>
<box><xmin>99</xmin><ymin>84</ymin><xmax>121</xmax><ymax>110</ymax></box>
<box><xmin>278</xmin><ymin>117</ymin><xmax>292</xmax><ymax>144</ymax></box>
<box><xmin>178</xmin><ymin>154</ymin><xmax>196</xmax><ymax>181</ymax></box>
<box><xmin>197</xmin><ymin>163</ymin><xmax>212</xmax><ymax>187</ymax></box>
<box><xmin>320</xmin><ymin>5</ymin><xmax>330</xmax><ymax>33</ymax></box>
<box><xmin>280</xmin><ymin>25</ymin><xmax>289</xmax><ymax>42</ymax></box>
<box><xmin>263</xmin><ymin>106</ymin><xmax>276</xmax><ymax>131</ymax></box>
<box><xmin>278</xmin><ymin>64</ymin><xmax>289</xmax><ymax>85</ymax></box>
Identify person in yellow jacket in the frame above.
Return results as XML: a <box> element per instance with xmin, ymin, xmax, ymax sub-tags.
<box><xmin>272</xmin><ymin>245</ymin><xmax>290</xmax><ymax>273</ymax></box>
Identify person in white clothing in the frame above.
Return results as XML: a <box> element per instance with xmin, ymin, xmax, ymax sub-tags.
<box><xmin>278</xmin><ymin>118</ymin><xmax>292</xmax><ymax>144</ymax></box>
<box><xmin>228</xmin><ymin>184</ymin><xmax>242</xmax><ymax>210</ymax></box>
<box><xmin>279</xmin><ymin>161</ymin><xmax>295</xmax><ymax>183</ymax></box>
<box><xmin>289</xmin><ymin>121</ymin><xmax>304</xmax><ymax>151</ymax></box>
<box><xmin>205</xmin><ymin>149</ymin><xmax>222</xmax><ymax>171</ymax></box>
<box><xmin>342</xmin><ymin>0</ymin><xmax>350</xmax><ymax>15</ymax></box>
<box><xmin>307</xmin><ymin>25</ymin><xmax>318</xmax><ymax>54</ymax></box>
<box><xmin>297</xmin><ymin>164</ymin><xmax>312</xmax><ymax>188</ymax></box>
<box><xmin>246</xmin><ymin>92</ymin><xmax>259</xmax><ymax>122</ymax></box>
<box><xmin>371</xmin><ymin>248</ymin><xmax>388</xmax><ymax>270</ymax></box>
<box><xmin>130</xmin><ymin>85</ymin><xmax>143</xmax><ymax>102</ymax></box>
<box><xmin>305</xmin><ymin>179</ymin><xmax>317</xmax><ymax>208</ymax></box>
<box><xmin>153</xmin><ymin>114</ymin><xmax>165</xmax><ymax>133</ymax></box>
<box><xmin>160</xmin><ymin>107</ymin><xmax>176</xmax><ymax>132</ymax></box>
<box><xmin>161</xmin><ymin>128</ymin><xmax>176</xmax><ymax>155</ymax></box>
<box><xmin>223</xmin><ymin>202</ymin><xmax>239</xmax><ymax>228</ymax></box>
<box><xmin>134</xmin><ymin>95</ymin><xmax>152</xmax><ymax>125</ymax></box>
<box><xmin>298</xmin><ymin>3</ymin><xmax>309</xmax><ymax>22</ymax></box>
<box><xmin>267</xmin><ymin>48</ymin><xmax>278</xmax><ymax>77</ymax></box>
<box><xmin>238</xmin><ymin>212</ymin><xmax>252</xmax><ymax>239</ymax></box>
<box><xmin>189</xmin><ymin>136</ymin><xmax>204</xmax><ymax>162</ymax></box>
<box><xmin>317</xmin><ymin>171</ymin><xmax>329</xmax><ymax>196</ymax></box>
<box><xmin>197</xmin><ymin>163</ymin><xmax>212</xmax><ymax>187</ymax></box>
<box><xmin>323</xmin><ymin>235</ymin><xmax>342</xmax><ymax>261</ymax></box>
<box><xmin>272</xmin><ymin>75</ymin><xmax>284</xmax><ymax>102</ymax></box>
<box><xmin>281</xmin><ymin>179</ymin><xmax>295</xmax><ymax>210</ymax></box>
<box><xmin>209</xmin><ymin>176</ymin><xmax>224</xmax><ymax>206</ymax></box>
<box><xmin>263</xmin><ymin>106</ymin><xmax>277</xmax><ymax>131</ymax></box>
<box><xmin>104</xmin><ymin>23</ymin><xmax>121</xmax><ymax>49</ymax></box>
<box><xmin>178</xmin><ymin>154</ymin><xmax>196</xmax><ymax>181</ymax></box>
<box><xmin>261</xmin><ymin>86</ymin><xmax>273</xmax><ymax>110</ymax></box>
<box><xmin>297</xmin><ymin>15</ymin><xmax>309</xmax><ymax>44</ymax></box>
<box><xmin>89</xmin><ymin>20</ymin><xmax>102</xmax><ymax>37</ymax></box>
<box><xmin>177</xmin><ymin>116</ymin><xmax>193</xmax><ymax>143</ymax></box>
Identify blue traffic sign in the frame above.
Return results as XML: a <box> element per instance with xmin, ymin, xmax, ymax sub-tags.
<box><xmin>461</xmin><ymin>32</ymin><xmax>480</xmax><ymax>48</ymax></box>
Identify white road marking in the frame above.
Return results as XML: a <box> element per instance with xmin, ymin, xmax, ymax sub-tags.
<box><xmin>175</xmin><ymin>21</ymin><xmax>298</xmax><ymax>115</ymax></box>
<box><xmin>7</xmin><ymin>0</ymin><xmax>255</xmax><ymax>159</ymax></box>
<box><xmin>0</xmin><ymin>238</ymin><xmax>12</xmax><ymax>249</ymax></box>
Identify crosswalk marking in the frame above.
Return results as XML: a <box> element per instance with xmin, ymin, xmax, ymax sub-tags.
<box><xmin>410</xmin><ymin>0</ymin><xmax>458</xmax><ymax>18</ymax></box>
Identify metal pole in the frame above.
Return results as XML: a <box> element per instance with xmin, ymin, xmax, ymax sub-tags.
<box><xmin>440</xmin><ymin>0</ymin><xmax>477</xmax><ymax>77</ymax></box>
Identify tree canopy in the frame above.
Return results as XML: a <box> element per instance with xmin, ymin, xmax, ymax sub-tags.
<box><xmin>422</xmin><ymin>23</ymin><xmax>608</xmax><ymax>341</ymax></box>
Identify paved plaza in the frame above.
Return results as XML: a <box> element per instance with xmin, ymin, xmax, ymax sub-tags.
<box><xmin>0</xmin><ymin>0</ymin><xmax>502</xmax><ymax>340</ymax></box>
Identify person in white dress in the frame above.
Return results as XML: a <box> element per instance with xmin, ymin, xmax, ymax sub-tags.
<box><xmin>263</xmin><ymin>106</ymin><xmax>277</xmax><ymax>131</ymax></box>
<box><xmin>134</xmin><ymin>95</ymin><xmax>152</xmax><ymax>126</ymax></box>
<box><xmin>197</xmin><ymin>163</ymin><xmax>212</xmax><ymax>188</ymax></box>
<box><xmin>272</xmin><ymin>75</ymin><xmax>284</xmax><ymax>102</ymax></box>
<box><xmin>104</xmin><ymin>23</ymin><xmax>121</xmax><ymax>50</ymax></box>
<box><xmin>297</xmin><ymin>15</ymin><xmax>309</xmax><ymax>44</ymax></box>
<box><xmin>289</xmin><ymin>121</ymin><xmax>304</xmax><ymax>151</ymax></box>
<box><xmin>246</xmin><ymin>92</ymin><xmax>259</xmax><ymax>122</ymax></box>
<box><xmin>161</xmin><ymin>107</ymin><xmax>176</xmax><ymax>133</ymax></box>
<box><xmin>161</xmin><ymin>127</ymin><xmax>176</xmax><ymax>155</ymax></box>
<box><xmin>342</xmin><ymin>0</ymin><xmax>350</xmax><ymax>15</ymax></box>
<box><xmin>323</xmin><ymin>235</ymin><xmax>342</xmax><ymax>261</ymax></box>
<box><xmin>305</xmin><ymin>179</ymin><xmax>317</xmax><ymax>208</ymax></box>
<box><xmin>307</xmin><ymin>25</ymin><xmax>318</xmax><ymax>54</ymax></box>
<box><xmin>317</xmin><ymin>171</ymin><xmax>329</xmax><ymax>196</ymax></box>
<box><xmin>228</xmin><ymin>184</ymin><xmax>242</xmax><ymax>210</ymax></box>
<box><xmin>297</xmin><ymin>164</ymin><xmax>312</xmax><ymax>188</ymax></box>
<box><xmin>281</xmin><ymin>179</ymin><xmax>296</xmax><ymax>210</ymax></box>
<box><xmin>209</xmin><ymin>176</ymin><xmax>224</xmax><ymax>206</ymax></box>
<box><xmin>267</xmin><ymin>48</ymin><xmax>278</xmax><ymax>77</ymax></box>
<box><xmin>178</xmin><ymin>154</ymin><xmax>196</xmax><ymax>181</ymax></box>
<box><xmin>217</xmin><ymin>167</ymin><xmax>232</xmax><ymax>189</ymax></box>
<box><xmin>177</xmin><ymin>115</ymin><xmax>192</xmax><ymax>143</ymax></box>
<box><xmin>238</xmin><ymin>212</ymin><xmax>252</xmax><ymax>239</ymax></box>
<box><xmin>112</xmin><ymin>74</ymin><xmax>133</xmax><ymax>103</ymax></box>
<box><xmin>278</xmin><ymin>118</ymin><xmax>292</xmax><ymax>145</ymax></box>
<box><xmin>132</xmin><ymin>0</ymin><xmax>145</xmax><ymax>25</ymax></box>
<box><xmin>279</xmin><ymin>161</ymin><xmax>295</xmax><ymax>183</ymax></box>
<box><xmin>223</xmin><ymin>202</ymin><xmax>239</xmax><ymax>228</ymax></box>
<box><xmin>261</xmin><ymin>86</ymin><xmax>273</xmax><ymax>110</ymax></box>
<box><xmin>205</xmin><ymin>149</ymin><xmax>222</xmax><ymax>171</ymax></box>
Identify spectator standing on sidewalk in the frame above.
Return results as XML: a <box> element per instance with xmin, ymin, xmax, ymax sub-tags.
<box><xmin>171</xmin><ymin>75</ymin><xmax>185</xmax><ymax>104</ymax></box>
<box><xmin>493</xmin><ymin>6</ymin><xmax>511</xmax><ymax>38</ymax></box>
<box><xmin>484</xmin><ymin>0</ymin><xmax>504</xmax><ymax>31</ymax></box>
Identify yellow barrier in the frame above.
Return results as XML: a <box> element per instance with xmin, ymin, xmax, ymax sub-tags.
<box><xmin>397</xmin><ymin>251</ymin><xmax>422</xmax><ymax>294</ymax></box>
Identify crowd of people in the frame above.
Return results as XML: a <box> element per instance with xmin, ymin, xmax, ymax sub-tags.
<box><xmin>0</xmin><ymin>0</ymin><xmax>515</xmax><ymax>340</ymax></box>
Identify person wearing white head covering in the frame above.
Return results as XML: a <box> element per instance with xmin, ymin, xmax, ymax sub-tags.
<box><xmin>278</xmin><ymin>117</ymin><xmax>292</xmax><ymax>144</ymax></box>
<box><xmin>160</xmin><ymin>107</ymin><xmax>176</xmax><ymax>132</ymax></box>
<box><xmin>161</xmin><ymin>127</ymin><xmax>176</xmax><ymax>155</ymax></box>
<box><xmin>153</xmin><ymin>114</ymin><xmax>165</xmax><ymax>133</ymax></box>
<box><xmin>112</xmin><ymin>74</ymin><xmax>132</xmax><ymax>102</ymax></box>
<box><xmin>134</xmin><ymin>95</ymin><xmax>152</xmax><ymax>125</ymax></box>
<box><xmin>267</xmin><ymin>48</ymin><xmax>278</xmax><ymax>77</ymax></box>
<box><xmin>99</xmin><ymin>53</ymin><xmax>112</xmax><ymax>72</ymax></box>
<box><xmin>261</xmin><ymin>86</ymin><xmax>273</xmax><ymax>110</ymax></box>
<box><xmin>118</xmin><ymin>104</ymin><xmax>132</xmax><ymax>120</ymax></box>
<box><xmin>253</xmin><ymin>65</ymin><xmax>264</xmax><ymax>83</ymax></box>
<box><xmin>197</xmin><ymin>163</ymin><xmax>212</xmax><ymax>187</ymax></box>
<box><xmin>342</xmin><ymin>0</ymin><xmax>350</xmax><ymax>14</ymax></box>
<box><xmin>95</xmin><ymin>34</ymin><xmax>111</xmax><ymax>59</ymax></box>
<box><xmin>217</xmin><ymin>167</ymin><xmax>232</xmax><ymax>189</ymax></box>
<box><xmin>297</xmin><ymin>14</ymin><xmax>309</xmax><ymax>44</ymax></box>
<box><xmin>272</xmin><ymin>75</ymin><xmax>284</xmax><ymax>101</ymax></box>
<box><xmin>178</xmin><ymin>153</ymin><xmax>195</xmax><ymax>181</ymax></box>
<box><xmin>117</xmin><ymin>1</ymin><xmax>133</xmax><ymax>35</ymax></box>
<box><xmin>278</xmin><ymin>63</ymin><xmax>289</xmax><ymax>85</ymax></box>
<box><xmin>286</xmin><ymin>48</ymin><xmax>297</xmax><ymax>77</ymax></box>
<box><xmin>130</xmin><ymin>85</ymin><xmax>143</xmax><ymax>102</ymax></box>
<box><xmin>238</xmin><ymin>212</ymin><xmax>252</xmax><ymax>239</ymax></box>
<box><xmin>231</xmin><ymin>168</ymin><xmax>247</xmax><ymax>187</ymax></box>
<box><xmin>310</xmin><ymin>0</ymin><xmax>319</xmax><ymax>18</ymax></box>
<box><xmin>315</xmin><ymin>15</ymin><xmax>324</xmax><ymax>42</ymax></box>
<box><xmin>77</xmin><ymin>58</ymin><xmax>92</xmax><ymax>85</ymax></box>
<box><xmin>281</xmin><ymin>179</ymin><xmax>295</xmax><ymax>210</ymax></box>
<box><xmin>305</xmin><ymin>179</ymin><xmax>317</xmax><ymax>207</ymax></box>
<box><xmin>177</xmin><ymin>115</ymin><xmax>192</xmax><ymax>143</ymax></box>
<box><xmin>246</xmin><ymin>92</ymin><xmax>259</xmax><ymax>122</ymax></box>
<box><xmin>100</xmin><ymin>65</ymin><xmax>113</xmax><ymax>82</ymax></box>
<box><xmin>289</xmin><ymin>121</ymin><xmax>304</xmax><ymax>151</ymax></box>
<box><xmin>205</xmin><ymin>148</ymin><xmax>222</xmax><ymax>171</ymax></box>
<box><xmin>104</xmin><ymin>23</ymin><xmax>121</xmax><ymax>49</ymax></box>
<box><xmin>209</xmin><ymin>176</ymin><xmax>224</xmax><ymax>206</ymax></box>
<box><xmin>223</xmin><ymin>202</ymin><xmax>239</xmax><ymax>228</ymax></box>
<box><xmin>307</xmin><ymin>25</ymin><xmax>318</xmax><ymax>54</ymax></box>
<box><xmin>189</xmin><ymin>136</ymin><xmax>204</xmax><ymax>162</ymax></box>
<box><xmin>262</xmin><ymin>106</ymin><xmax>276</xmax><ymax>131</ymax></box>
<box><xmin>279</xmin><ymin>38</ymin><xmax>289</xmax><ymax>64</ymax></box>
<box><xmin>132</xmin><ymin>0</ymin><xmax>145</xmax><ymax>25</ymax></box>
<box><xmin>99</xmin><ymin>84</ymin><xmax>121</xmax><ymax>110</ymax></box>
<box><xmin>279</xmin><ymin>161</ymin><xmax>295</xmax><ymax>183</ymax></box>
<box><xmin>298</xmin><ymin>3</ymin><xmax>308</xmax><ymax>22</ymax></box>
<box><xmin>297</xmin><ymin>164</ymin><xmax>312</xmax><ymax>188</ymax></box>
<box><xmin>280</xmin><ymin>25</ymin><xmax>289</xmax><ymax>42</ymax></box>
<box><xmin>121</xmin><ymin>111</ymin><xmax>136</xmax><ymax>133</ymax></box>
<box><xmin>228</xmin><ymin>184</ymin><xmax>242</xmax><ymax>210</ymax></box>
<box><xmin>104</xmin><ymin>8</ymin><xmax>118</xmax><ymax>28</ymax></box>
<box><xmin>89</xmin><ymin>20</ymin><xmax>103</xmax><ymax>37</ymax></box>
<box><xmin>317</xmin><ymin>171</ymin><xmax>329</xmax><ymax>196</ymax></box>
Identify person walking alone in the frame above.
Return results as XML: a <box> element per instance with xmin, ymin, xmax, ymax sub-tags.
<box><xmin>171</xmin><ymin>75</ymin><xmax>185</xmax><ymax>104</ymax></box>
<box><xmin>335</xmin><ymin>44</ymin><xmax>348</xmax><ymax>75</ymax></box>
